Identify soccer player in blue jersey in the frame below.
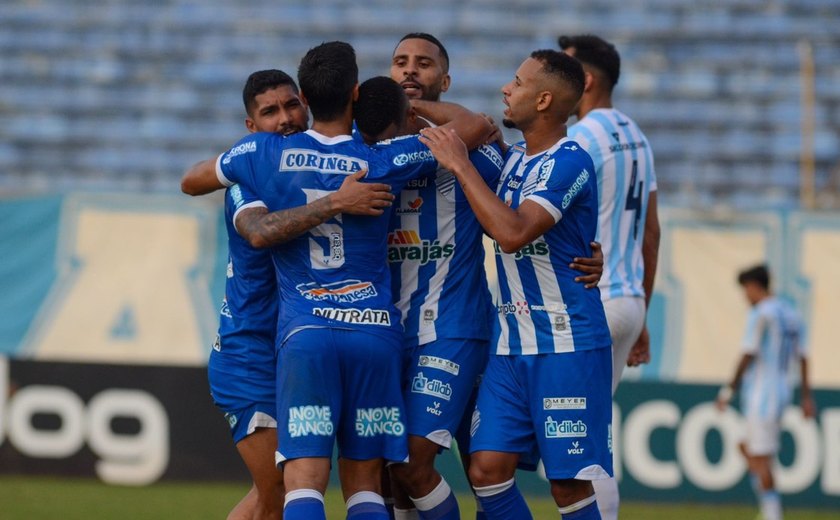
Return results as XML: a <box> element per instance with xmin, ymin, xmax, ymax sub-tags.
<box><xmin>212</xmin><ymin>42</ymin><xmax>492</xmax><ymax>520</ymax></box>
<box><xmin>419</xmin><ymin>50</ymin><xmax>613</xmax><ymax>519</ymax></box>
<box><xmin>183</xmin><ymin>69</ymin><xmax>397</xmax><ymax>520</ymax></box>
<box><xmin>716</xmin><ymin>265</ymin><xmax>814</xmax><ymax>520</ymax></box>
<box><xmin>560</xmin><ymin>34</ymin><xmax>661</xmax><ymax>519</ymax></box>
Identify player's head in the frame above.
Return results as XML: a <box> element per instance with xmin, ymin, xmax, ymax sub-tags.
<box><xmin>354</xmin><ymin>76</ymin><xmax>415</xmax><ymax>144</ymax></box>
<box><xmin>391</xmin><ymin>32</ymin><xmax>451</xmax><ymax>101</ymax></box>
<box><xmin>501</xmin><ymin>49</ymin><xmax>585</xmax><ymax>131</ymax></box>
<box><xmin>738</xmin><ymin>264</ymin><xmax>771</xmax><ymax>305</ymax></box>
<box><xmin>242</xmin><ymin>69</ymin><xmax>309</xmax><ymax>135</ymax></box>
<box><xmin>298</xmin><ymin>41</ymin><xmax>359</xmax><ymax>122</ymax></box>
<box><xmin>558</xmin><ymin>34</ymin><xmax>621</xmax><ymax>111</ymax></box>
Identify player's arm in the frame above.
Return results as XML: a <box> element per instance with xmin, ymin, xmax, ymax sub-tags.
<box><xmin>234</xmin><ymin>170</ymin><xmax>395</xmax><ymax>248</ymax></box>
<box><xmin>799</xmin><ymin>356</ymin><xmax>816</xmax><ymax>418</ymax></box>
<box><xmin>411</xmin><ymin>100</ymin><xmax>494</xmax><ymax>151</ymax></box>
<box><xmin>420</xmin><ymin>127</ymin><xmax>554</xmax><ymax>252</ymax></box>
<box><xmin>715</xmin><ymin>353</ymin><xmax>755</xmax><ymax>411</ymax></box>
<box><xmin>181</xmin><ymin>158</ymin><xmax>226</xmax><ymax>196</ymax></box>
<box><xmin>570</xmin><ymin>241</ymin><xmax>603</xmax><ymax>289</ymax></box>
<box><xmin>627</xmin><ymin>192</ymin><xmax>661</xmax><ymax>366</ymax></box>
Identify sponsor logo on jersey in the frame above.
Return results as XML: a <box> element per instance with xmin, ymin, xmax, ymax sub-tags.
<box><xmin>296</xmin><ymin>279</ymin><xmax>377</xmax><ymax>303</ymax></box>
<box><xmin>418</xmin><ymin>355</ymin><xmax>460</xmax><ymax>375</ymax></box>
<box><xmin>545</xmin><ymin>417</ymin><xmax>587</xmax><ymax>439</ymax></box>
<box><xmin>426</xmin><ymin>401</ymin><xmax>443</xmax><ymax>416</ymax></box>
<box><xmin>226</xmin><ymin>260</ymin><xmax>233</xmax><ymax>279</ymax></box>
<box><xmin>470</xmin><ymin>409</ymin><xmax>481</xmax><ymax>437</ymax></box>
<box><xmin>219</xmin><ymin>298</ymin><xmax>232</xmax><ymax>318</ymax></box>
<box><xmin>229</xmin><ymin>184</ymin><xmax>244</xmax><ymax>206</ymax></box>
<box><xmin>224</xmin><ymin>412</ymin><xmax>238</xmax><ymax>429</ymax></box>
<box><xmin>477</xmin><ymin>144</ymin><xmax>504</xmax><ymax>170</ymax></box>
<box><xmin>212</xmin><ymin>334</ymin><xmax>221</xmax><ymax>352</ymax></box>
<box><xmin>544</xmin><ymin>397</ymin><xmax>587</xmax><ymax>410</ymax></box>
<box><xmin>405</xmin><ymin>177</ymin><xmax>429</xmax><ymax>189</ymax></box>
<box><xmin>562</xmin><ymin>169</ymin><xmax>590</xmax><ymax>210</ymax></box>
<box><xmin>536</xmin><ymin>159</ymin><xmax>555</xmax><ymax>190</ymax></box>
<box><xmin>529</xmin><ymin>303</ymin><xmax>567</xmax><ymax>313</ymax></box>
<box><xmin>355</xmin><ymin>407</ymin><xmax>405</xmax><ymax>437</ymax></box>
<box><xmin>393</xmin><ymin>149</ymin><xmax>434</xmax><ymax>166</ymax></box>
<box><xmin>312</xmin><ymin>307</ymin><xmax>391</xmax><ymax>326</ymax></box>
<box><xmin>387</xmin><ymin>230</ymin><xmax>454</xmax><ymax>265</ymax></box>
<box><xmin>609</xmin><ymin>140</ymin><xmax>647</xmax><ymax>153</ymax></box>
<box><xmin>411</xmin><ymin>372</ymin><xmax>452</xmax><ymax>401</ymax></box>
<box><xmin>288</xmin><ymin>405</ymin><xmax>333</xmax><ymax>437</ymax></box>
<box><xmin>280</xmin><ymin>148</ymin><xmax>368</xmax><ymax>175</ymax></box>
<box><xmin>423</xmin><ymin>309</ymin><xmax>435</xmax><ymax>323</ymax></box>
<box><xmin>222</xmin><ymin>141</ymin><xmax>257</xmax><ymax>164</ymax></box>
<box><xmin>493</xmin><ymin>240</ymin><xmax>549</xmax><ymax>260</ymax></box>
<box><xmin>567</xmin><ymin>440</ymin><xmax>585</xmax><ymax>455</ymax></box>
<box><xmin>497</xmin><ymin>300</ymin><xmax>531</xmax><ymax>316</ymax></box>
<box><xmin>395</xmin><ymin>197</ymin><xmax>424</xmax><ymax>215</ymax></box>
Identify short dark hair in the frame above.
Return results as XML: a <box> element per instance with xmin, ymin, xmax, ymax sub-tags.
<box><xmin>529</xmin><ymin>49</ymin><xmax>585</xmax><ymax>99</ymax></box>
<box><xmin>557</xmin><ymin>34</ymin><xmax>621</xmax><ymax>89</ymax></box>
<box><xmin>298</xmin><ymin>41</ymin><xmax>359</xmax><ymax>121</ymax></box>
<box><xmin>738</xmin><ymin>264</ymin><xmax>771</xmax><ymax>290</ymax></box>
<box><xmin>242</xmin><ymin>69</ymin><xmax>298</xmax><ymax>116</ymax></box>
<box><xmin>354</xmin><ymin>76</ymin><xmax>407</xmax><ymax>140</ymax></box>
<box><xmin>398</xmin><ymin>32</ymin><xmax>449</xmax><ymax>72</ymax></box>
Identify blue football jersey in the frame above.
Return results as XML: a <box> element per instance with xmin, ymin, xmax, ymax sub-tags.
<box><xmin>211</xmin><ymin>183</ymin><xmax>278</xmax><ymax>377</ymax></box>
<box><xmin>491</xmin><ymin>138</ymin><xmax>611</xmax><ymax>355</ymax></box>
<box><xmin>388</xmin><ymin>144</ymin><xmax>503</xmax><ymax>347</ymax></box>
<box><xmin>215</xmin><ymin>130</ymin><xmax>438</xmax><ymax>342</ymax></box>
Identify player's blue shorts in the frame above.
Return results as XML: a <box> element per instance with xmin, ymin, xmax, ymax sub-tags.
<box><xmin>208</xmin><ymin>356</ymin><xmax>277</xmax><ymax>444</ymax></box>
<box><xmin>469</xmin><ymin>347</ymin><xmax>613</xmax><ymax>481</ymax></box>
<box><xmin>275</xmin><ymin>327</ymin><xmax>409</xmax><ymax>466</ymax></box>
<box><xmin>404</xmin><ymin>338</ymin><xmax>488</xmax><ymax>449</ymax></box>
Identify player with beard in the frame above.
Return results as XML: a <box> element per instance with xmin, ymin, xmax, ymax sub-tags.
<box><xmin>387</xmin><ymin>34</ymin><xmax>603</xmax><ymax>520</ymax></box>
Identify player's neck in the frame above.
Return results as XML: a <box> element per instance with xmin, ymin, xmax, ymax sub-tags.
<box><xmin>521</xmin><ymin>121</ymin><xmax>567</xmax><ymax>157</ymax></box>
<box><xmin>311</xmin><ymin>108</ymin><xmax>353</xmax><ymax>138</ymax></box>
<box><xmin>576</xmin><ymin>92</ymin><xmax>613</xmax><ymax>120</ymax></box>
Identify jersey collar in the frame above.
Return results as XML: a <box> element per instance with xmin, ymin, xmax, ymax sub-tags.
<box><xmin>305</xmin><ymin>129</ymin><xmax>354</xmax><ymax>145</ymax></box>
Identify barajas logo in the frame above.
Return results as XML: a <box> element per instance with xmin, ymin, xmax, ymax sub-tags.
<box><xmin>387</xmin><ymin>229</ymin><xmax>454</xmax><ymax>265</ymax></box>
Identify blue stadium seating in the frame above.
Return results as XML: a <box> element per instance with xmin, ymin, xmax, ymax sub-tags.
<box><xmin>0</xmin><ymin>0</ymin><xmax>838</xmax><ymax>206</ymax></box>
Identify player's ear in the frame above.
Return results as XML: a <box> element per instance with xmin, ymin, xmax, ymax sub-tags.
<box><xmin>536</xmin><ymin>90</ymin><xmax>552</xmax><ymax>113</ymax></box>
<box><xmin>298</xmin><ymin>90</ymin><xmax>309</xmax><ymax>107</ymax></box>
<box><xmin>440</xmin><ymin>73</ymin><xmax>451</xmax><ymax>94</ymax></box>
<box><xmin>352</xmin><ymin>83</ymin><xmax>360</xmax><ymax>102</ymax></box>
<box><xmin>245</xmin><ymin>117</ymin><xmax>257</xmax><ymax>133</ymax></box>
<box><xmin>584</xmin><ymin>71</ymin><xmax>594</xmax><ymax>93</ymax></box>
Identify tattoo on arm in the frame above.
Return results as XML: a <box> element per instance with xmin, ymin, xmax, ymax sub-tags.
<box><xmin>238</xmin><ymin>196</ymin><xmax>337</xmax><ymax>248</ymax></box>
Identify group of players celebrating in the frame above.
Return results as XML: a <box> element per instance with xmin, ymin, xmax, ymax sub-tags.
<box><xmin>182</xmin><ymin>32</ymin><xmax>660</xmax><ymax>520</ymax></box>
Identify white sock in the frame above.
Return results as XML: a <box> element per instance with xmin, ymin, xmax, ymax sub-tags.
<box><xmin>347</xmin><ymin>491</ymin><xmax>385</xmax><ymax>510</ymax></box>
<box><xmin>411</xmin><ymin>478</ymin><xmax>453</xmax><ymax>512</ymax></box>
<box><xmin>473</xmin><ymin>477</ymin><xmax>515</xmax><ymax>498</ymax></box>
<box><xmin>759</xmin><ymin>490</ymin><xmax>782</xmax><ymax>520</ymax></box>
<box><xmin>394</xmin><ymin>507</ymin><xmax>420</xmax><ymax>520</ymax></box>
<box><xmin>592</xmin><ymin>477</ymin><xmax>619</xmax><ymax>520</ymax></box>
<box><xmin>558</xmin><ymin>494</ymin><xmax>597</xmax><ymax>515</ymax></box>
<box><xmin>284</xmin><ymin>488</ymin><xmax>324</xmax><ymax>507</ymax></box>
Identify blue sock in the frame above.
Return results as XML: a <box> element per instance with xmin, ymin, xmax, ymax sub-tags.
<box><xmin>414</xmin><ymin>479</ymin><xmax>460</xmax><ymax>520</ymax></box>
<box><xmin>474</xmin><ymin>479</ymin><xmax>533</xmax><ymax>520</ymax></box>
<box><xmin>284</xmin><ymin>489</ymin><xmax>326</xmax><ymax>520</ymax></box>
<box><xmin>475</xmin><ymin>494</ymin><xmax>488</xmax><ymax>520</ymax></box>
<box><xmin>559</xmin><ymin>495</ymin><xmax>601</xmax><ymax>519</ymax></box>
<box><xmin>347</xmin><ymin>491</ymin><xmax>390</xmax><ymax>520</ymax></box>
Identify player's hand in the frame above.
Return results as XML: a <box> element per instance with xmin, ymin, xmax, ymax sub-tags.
<box><xmin>571</xmin><ymin>241</ymin><xmax>603</xmax><ymax>288</ymax></box>
<box><xmin>481</xmin><ymin>113</ymin><xmax>508</xmax><ymax>152</ymax></box>
<box><xmin>801</xmin><ymin>394</ymin><xmax>816</xmax><ymax>419</ymax></box>
<box><xmin>419</xmin><ymin>127</ymin><xmax>472</xmax><ymax>174</ymax></box>
<box><xmin>715</xmin><ymin>385</ymin><xmax>733</xmax><ymax>412</ymax></box>
<box><xmin>333</xmin><ymin>169</ymin><xmax>394</xmax><ymax>216</ymax></box>
<box><xmin>626</xmin><ymin>326</ymin><xmax>651</xmax><ymax>366</ymax></box>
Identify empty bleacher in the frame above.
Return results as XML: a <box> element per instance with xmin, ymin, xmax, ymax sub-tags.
<box><xmin>1</xmin><ymin>0</ymin><xmax>838</xmax><ymax>207</ymax></box>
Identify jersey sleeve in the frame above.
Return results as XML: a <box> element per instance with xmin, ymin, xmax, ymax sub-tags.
<box><xmin>525</xmin><ymin>151</ymin><xmax>594</xmax><ymax>224</ymax></box>
<box><xmin>228</xmin><ymin>183</ymin><xmax>267</xmax><ymax>232</ymax></box>
<box><xmin>370</xmin><ymin>135</ymin><xmax>438</xmax><ymax>185</ymax></box>
<box><xmin>469</xmin><ymin>143</ymin><xmax>504</xmax><ymax>188</ymax></box>
<box><xmin>215</xmin><ymin>132</ymin><xmax>279</xmax><ymax>190</ymax></box>
<box><xmin>741</xmin><ymin>307</ymin><xmax>765</xmax><ymax>355</ymax></box>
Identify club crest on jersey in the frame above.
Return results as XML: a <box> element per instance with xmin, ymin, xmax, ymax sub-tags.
<box><xmin>280</xmin><ymin>149</ymin><xmax>368</xmax><ymax>175</ymax></box>
<box><xmin>545</xmin><ymin>417</ymin><xmax>588</xmax><ymax>439</ymax></box>
<box><xmin>411</xmin><ymin>372</ymin><xmax>452</xmax><ymax>401</ymax></box>
<box><xmin>296</xmin><ymin>279</ymin><xmax>377</xmax><ymax>303</ymax></box>
<box><xmin>312</xmin><ymin>307</ymin><xmax>391</xmax><ymax>326</ymax></box>
<box><xmin>222</xmin><ymin>141</ymin><xmax>257</xmax><ymax>164</ymax></box>
<box><xmin>387</xmin><ymin>229</ymin><xmax>454</xmax><ymax>265</ymax></box>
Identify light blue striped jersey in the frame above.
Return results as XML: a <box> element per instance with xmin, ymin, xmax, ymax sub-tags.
<box><xmin>567</xmin><ymin>108</ymin><xmax>656</xmax><ymax>301</ymax></box>
<box><xmin>210</xmin><ymin>183</ymin><xmax>277</xmax><ymax>378</ymax></box>
<box><xmin>740</xmin><ymin>296</ymin><xmax>804</xmax><ymax>419</ymax></box>
<box><xmin>388</xmin><ymin>144</ymin><xmax>503</xmax><ymax>347</ymax></box>
<box><xmin>491</xmin><ymin>138</ymin><xmax>611</xmax><ymax>355</ymax></box>
<box><xmin>215</xmin><ymin>130</ymin><xmax>438</xmax><ymax>343</ymax></box>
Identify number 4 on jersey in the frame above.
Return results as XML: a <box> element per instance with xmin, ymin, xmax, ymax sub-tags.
<box><xmin>625</xmin><ymin>159</ymin><xmax>644</xmax><ymax>240</ymax></box>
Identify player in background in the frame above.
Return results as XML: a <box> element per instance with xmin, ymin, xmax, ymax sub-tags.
<box><xmin>716</xmin><ymin>265</ymin><xmax>815</xmax><ymax>520</ymax></box>
<box><xmin>387</xmin><ymin>34</ymin><xmax>603</xmax><ymax>520</ymax></box>
<box><xmin>182</xmin><ymin>69</ymin><xmax>396</xmax><ymax>520</ymax></box>
<box><xmin>559</xmin><ymin>34</ymin><xmax>661</xmax><ymax>520</ymax></box>
<box><xmin>419</xmin><ymin>50</ymin><xmax>612</xmax><ymax>520</ymax></box>
<box><xmin>212</xmin><ymin>42</ymin><xmax>493</xmax><ymax>520</ymax></box>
